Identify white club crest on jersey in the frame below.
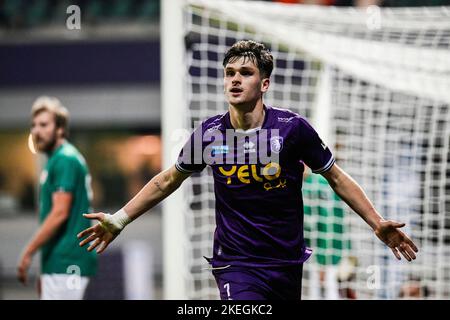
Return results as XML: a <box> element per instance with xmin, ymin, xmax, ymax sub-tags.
<box><xmin>270</xmin><ymin>136</ymin><xmax>284</xmax><ymax>153</ymax></box>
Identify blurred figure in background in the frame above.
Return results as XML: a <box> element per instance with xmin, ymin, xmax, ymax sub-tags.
<box><xmin>303</xmin><ymin>167</ymin><xmax>354</xmax><ymax>299</ymax></box>
<box><xmin>17</xmin><ymin>97</ymin><xmax>97</xmax><ymax>299</ymax></box>
<box><xmin>399</xmin><ymin>275</ymin><xmax>429</xmax><ymax>299</ymax></box>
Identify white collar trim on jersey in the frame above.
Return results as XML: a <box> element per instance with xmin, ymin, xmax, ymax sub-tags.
<box><xmin>235</xmin><ymin>126</ymin><xmax>261</xmax><ymax>134</ymax></box>
<box><xmin>234</xmin><ymin>110</ymin><xmax>265</xmax><ymax>134</ymax></box>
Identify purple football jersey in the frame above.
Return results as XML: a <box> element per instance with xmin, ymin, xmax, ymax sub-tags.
<box><xmin>176</xmin><ymin>105</ymin><xmax>335</xmax><ymax>267</ymax></box>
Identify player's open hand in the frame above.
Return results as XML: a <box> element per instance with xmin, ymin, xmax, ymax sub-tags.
<box><xmin>374</xmin><ymin>220</ymin><xmax>419</xmax><ymax>261</ymax></box>
<box><xmin>77</xmin><ymin>212</ymin><xmax>121</xmax><ymax>254</ymax></box>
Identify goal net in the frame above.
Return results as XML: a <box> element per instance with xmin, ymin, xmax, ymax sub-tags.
<box><xmin>163</xmin><ymin>0</ymin><xmax>450</xmax><ymax>299</ymax></box>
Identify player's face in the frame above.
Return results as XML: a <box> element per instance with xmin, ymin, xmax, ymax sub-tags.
<box><xmin>31</xmin><ymin>111</ymin><xmax>61</xmax><ymax>153</ymax></box>
<box><xmin>224</xmin><ymin>57</ymin><xmax>270</xmax><ymax>107</ymax></box>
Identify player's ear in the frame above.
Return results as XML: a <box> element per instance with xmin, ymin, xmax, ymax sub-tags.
<box><xmin>56</xmin><ymin>126</ymin><xmax>64</xmax><ymax>138</ymax></box>
<box><xmin>261</xmin><ymin>78</ymin><xmax>270</xmax><ymax>93</ymax></box>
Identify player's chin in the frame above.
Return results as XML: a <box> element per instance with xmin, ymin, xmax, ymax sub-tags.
<box><xmin>227</xmin><ymin>95</ymin><xmax>247</xmax><ymax>106</ymax></box>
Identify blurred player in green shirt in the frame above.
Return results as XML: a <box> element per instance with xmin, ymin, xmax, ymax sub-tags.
<box><xmin>17</xmin><ymin>96</ymin><xmax>97</xmax><ymax>299</ymax></box>
<box><xmin>303</xmin><ymin>168</ymin><xmax>352</xmax><ymax>299</ymax></box>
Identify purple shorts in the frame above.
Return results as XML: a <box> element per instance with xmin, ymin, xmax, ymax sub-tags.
<box><xmin>212</xmin><ymin>264</ymin><xmax>303</xmax><ymax>300</ymax></box>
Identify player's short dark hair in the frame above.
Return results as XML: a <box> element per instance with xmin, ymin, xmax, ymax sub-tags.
<box><xmin>223</xmin><ymin>40</ymin><xmax>274</xmax><ymax>79</ymax></box>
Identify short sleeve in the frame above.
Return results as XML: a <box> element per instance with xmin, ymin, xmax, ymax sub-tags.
<box><xmin>51</xmin><ymin>157</ymin><xmax>79</xmax><ymax>193</ymax></box>
<box><xmin>296</xmin><ymin>117</ymin><xmax>335</xmax><ymax>174</ymax></box>
<box><xmin>175</xmin><ymin>124</ymin><xmax>207</xmax><ymax>174</ymax></box>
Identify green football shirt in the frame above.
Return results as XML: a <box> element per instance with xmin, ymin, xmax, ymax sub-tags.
<box><xmin>303</xmin><ymin>173</ymin><xmax>351</xmax><ymax>266</ymax></box>
<box><xmin>39</xmin><ymin>142</ymin><xmax>97</xmax><ymax>276</ymax></box>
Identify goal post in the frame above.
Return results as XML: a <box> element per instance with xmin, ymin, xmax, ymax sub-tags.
<box><xmin>162</xmin><ymin>0</ymin><xmax>450</xmax><ymax>299</ymax></box>
<box><xmin>161</xmin><ymin>0</ymin><xmax>188</xmax><ymax>299</ymax></box>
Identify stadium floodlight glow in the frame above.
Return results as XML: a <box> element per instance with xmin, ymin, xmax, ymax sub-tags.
<box><xmin>28</xmin><ymin>133</ymin><xmax>37</xmax><ymax>154</ymax></box>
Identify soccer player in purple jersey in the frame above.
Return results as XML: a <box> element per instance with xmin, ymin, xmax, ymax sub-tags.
<box><xmin>78</xmin><ymin>40</ymin><xmax>418</xmax><ymax>300</ymax></box>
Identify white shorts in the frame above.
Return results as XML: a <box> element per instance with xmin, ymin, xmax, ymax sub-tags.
<box><xmin>41</xmin><ymin>274</ymin><xmax>90</xmax><ymax>300</ymax></box>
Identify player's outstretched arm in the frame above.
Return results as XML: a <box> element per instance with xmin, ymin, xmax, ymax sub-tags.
<box><xmin>321</xmin><ymin>163</ymin><xmax>419</xmax><ymax>261</ymax></box>
<box><xmin>78</xmin><ymin>165</ymin><xmax>191</xmax><ymax>253</ymax></box>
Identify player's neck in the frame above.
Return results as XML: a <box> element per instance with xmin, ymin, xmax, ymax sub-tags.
<box><xmin>46</xmin><ymin>138</ymin><xmax>66</xmax><ymax>155</ymax></box>
<box><xmin>229</xmin><ymin>101</ymin><xmax>265</xmax><ymax>131</ymax></box>
<box><xmin>53</xmin><ymin>138</ymin><xmax>66</xmax><ymax>150</ymax></box>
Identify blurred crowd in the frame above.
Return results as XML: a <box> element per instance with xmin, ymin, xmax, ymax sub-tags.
<box><xmin>0</xmin><ymin>0</ymin><xmax>160</xmax><ymax>29</ymax></box>
<box><xmin>1</xmin><ymin>0</ymin><xmax>450</xmax><ymax>30</ymax></box>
